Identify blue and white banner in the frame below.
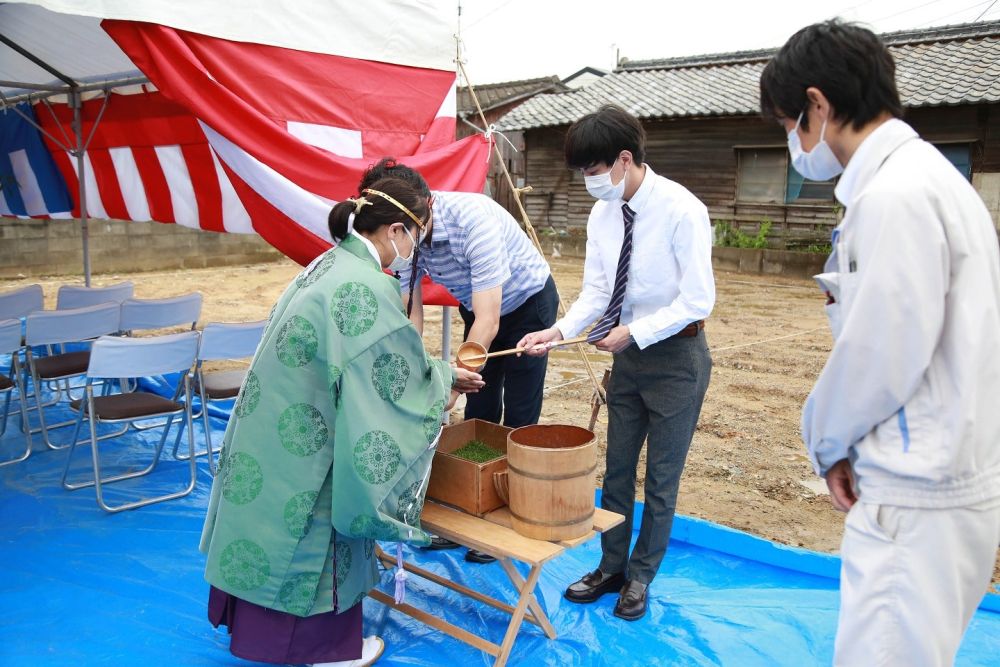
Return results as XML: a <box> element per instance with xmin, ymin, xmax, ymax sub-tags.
<box><xmin>0</xmin><ymin>104</ymin><xmax>72</xmax><ymax>218</ymax></box>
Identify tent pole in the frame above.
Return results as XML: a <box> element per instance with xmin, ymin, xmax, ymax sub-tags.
<box><xmin>441</xmin><ymin>306</ymin><xmax>452</xmax><ymax>361</ymax></box>
<box><xmin>70</xmin><ymin>89</ymin><xmax>91</xmax><ymax>286</ymax></box>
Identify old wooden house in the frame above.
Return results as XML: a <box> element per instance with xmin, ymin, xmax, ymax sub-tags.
<box><xmin>457</xmin><ymin>76</ymin><xmax>568</xmax><ymax>214</ymax></box>
<box><xmin>497</xmin><ymin>21</ymin><xmax>1000</xmax><ymax>247</ymax></box>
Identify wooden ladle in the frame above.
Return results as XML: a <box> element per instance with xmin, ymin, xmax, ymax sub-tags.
<box><xmin>455</xmin><ymin>335</ymin><xmax>590</xmax><ymax>371</ymax></box>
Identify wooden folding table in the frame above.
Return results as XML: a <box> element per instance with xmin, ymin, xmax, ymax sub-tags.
<box><xmin>369</xmin><ymin>501</ymin><xmax>624</xmax><ymax>667</ymax></box>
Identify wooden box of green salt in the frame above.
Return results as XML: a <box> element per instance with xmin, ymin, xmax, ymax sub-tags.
<box><xmin>427</xmin><ymin>419</ymin><xmax>511</xmax><ymax>516</ymax></box>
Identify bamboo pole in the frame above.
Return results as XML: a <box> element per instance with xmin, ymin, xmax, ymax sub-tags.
<box><xmin>454</xmin><ymin>55</ymin><xmax>606</xmax><ymax>404</ymax></box>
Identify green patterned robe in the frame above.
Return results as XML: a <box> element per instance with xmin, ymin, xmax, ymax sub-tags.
<box><xmin>200</xmin><ymin>234</ymin><xmax>455</xmax><ymax>616</ymax></box>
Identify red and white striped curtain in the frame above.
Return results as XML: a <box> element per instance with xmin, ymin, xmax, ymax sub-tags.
<box><xmin>18</xmin><ymin>1</ymin><xmax>489</xmax><ymax>268</ymax></box>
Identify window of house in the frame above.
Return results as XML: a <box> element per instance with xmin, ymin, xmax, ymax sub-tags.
<box><xmin>785</xmin><ymin>163</ymin><xmax>837</xmax><ymax>203</ymax></box>
<box><xmin>736</xmin><ymin>147</ymin><xmax>836</xmax><ymax>204</ymax></box>
<box><xmin>933</xmin><ymin>143</ymin><xmax>972</xmax><ymax>180</ymax></box>
<box><xmin>736</xmin><ymin>148</ymin><xmax>785</xmax><ymax>203</ymax></box>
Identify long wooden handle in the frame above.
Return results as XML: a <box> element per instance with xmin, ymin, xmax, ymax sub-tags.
<box><xmin>468</xmin><ymin>334</ymin><xmax>592</xmax><ymax>362</ymax></box>
<box><xmin>479</xmin><ymin>347</ymin><xmax>528</xmax><ymax>360</ymax></box>
<box><xmin>544</xmin><ymin>334</ymin><xmax>590</xmax><ymax>349</ymax></box>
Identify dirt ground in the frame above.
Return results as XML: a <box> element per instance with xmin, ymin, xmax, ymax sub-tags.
<box><xmin>4</xmin><ymin>256</ymin><xmax>998</xmax><ymax>589</ymax></box>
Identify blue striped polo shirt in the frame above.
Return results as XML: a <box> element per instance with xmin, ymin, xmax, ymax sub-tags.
<box><xmin>398</xmin><ymin>191</ymin><xmax>551</xmax><ymax>315</ymax></box>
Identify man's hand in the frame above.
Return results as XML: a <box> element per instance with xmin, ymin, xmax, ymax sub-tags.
<box><xmin>825</xmin><ymin>458</ymin><xmax>858</xmax><ymax>512</ymax></box>
<box><xmin>594</xmin><ymin>325</ymin><xmax>632</xmax><ymax>353</ymax></box>
<box><xmin>452</xmin><ymin>367</ymin><xmax>485</xmax><ymax>394</ymax></box>
<box><xmin>516</xmin><ymin>327</ymin><xmax>563</xmax><ymax>357</ymax></box>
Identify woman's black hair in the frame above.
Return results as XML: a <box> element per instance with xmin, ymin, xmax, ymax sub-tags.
<box><xmin>328</xmin><ymin>176</ymin><xmax>428</xmax><ymax>316</ymax></box>
<box><xmin>359</xmin><ymin>157</ymin><xmax>432</xmax><ymax>198</ymax></box>
<box><xmin>759</xmin><ymin>19</ymin><xmax>903</xmax><ymax>131</ymax></box>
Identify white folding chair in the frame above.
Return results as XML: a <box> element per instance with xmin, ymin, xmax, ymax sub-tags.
<box><xmin>0</xmin><ymin>284</ymin><xmax>45</xmax><ymax>410</ymax></box>
<box><xmin>118</xmin><ymin>293</ymin><xmax>202</xmax><ymax>429</ymax></box>
<box><xmin>51</xmin><ymin>282</ymin><xmax>131</xmax><ymax>400</ymax></box>
<box><xmin>0</xmin><ymin>319</ymin><xmax>33</xmax><ymax>467</ymax></box>
<box><xmin>61</xmin><ymin>331</ymin><xmax>200</xmax><ymax>513</ymax></box>
<box><xmin>0</xmin><ymin>284</ymin><xmax>44</xmax><ymax>321</ymax></box>
<box><xmin>119</xmin><ymin>294</ymin><xmax>202</xmax><ymax>334</ymax></box>
<box><xmin>56</xmin><ymin>281</ymin><xmax>134</xmax><ymax>310</ymax></box>
<box><xmin>24</xmin><ymin>303</ymin><xmax>122</xmax><ymax>449</ymax></box>
<box><xmin>172</xmin><ymin>320</ymin><xmax>265</xmax><ymax>474</ymax></box>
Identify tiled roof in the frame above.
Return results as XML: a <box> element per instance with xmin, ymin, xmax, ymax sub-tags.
<box><xmin>499</xmin><ymin>20</ymin><xmax>1000</xmax><ymax>130</ymax></box>
<box><xmin>457</xmin><ymin>75</ymin><xmax>568</xmax><ymax>116</ymax></box>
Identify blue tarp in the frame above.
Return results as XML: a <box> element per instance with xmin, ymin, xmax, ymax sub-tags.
<box><xmin>1</xmin><ymin>375</ymin><xmax>998</xmax><ymax>666</ymax></box>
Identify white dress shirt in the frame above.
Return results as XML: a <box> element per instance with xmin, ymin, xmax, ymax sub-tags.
<box><xmin>801</xmin><ymin>119</ymin><xmax>1000</xmax><ymax>507</ymax></box>
<box><xmin>554</xmin><ymin>164</ymin><xmax>715</xmax><ymax>349</ymax></box>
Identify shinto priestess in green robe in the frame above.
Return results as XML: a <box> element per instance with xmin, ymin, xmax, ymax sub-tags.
<box><xmin>200</xmin><ymin>225</ymin><xmax>458</xmax><ymax>616</ymax></box>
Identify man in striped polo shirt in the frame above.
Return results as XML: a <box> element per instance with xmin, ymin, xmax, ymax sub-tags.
<box><xmin>360</xmin><ymin>159</ymin><xmax>557</xmax><ymax>433</ymax></box>
<box><xmin>359</xmin><ymin>160</ymin><xmax>558</xmax><ymax>563</ymax></box>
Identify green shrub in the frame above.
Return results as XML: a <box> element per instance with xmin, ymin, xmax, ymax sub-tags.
<box><xmin>714</xmin><ymin>219</ymin><xmax>772</xmax><ymax>249</ymax></box>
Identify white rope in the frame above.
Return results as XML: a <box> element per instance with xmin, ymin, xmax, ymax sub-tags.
<box><xmin>710</xmin><ymin>326</ymin><xmax>825</xmax><ymax>352</ymax></box>
<box><xmin>483</xmin><ymin>123</ymin><xmax>518</xmax><ymax>157</ymax></box>
<box><xmin>543</xmin><ymin>376</ymin><xmax>591</xmax><ymax>394</ymax></box>
<box><xmin>717</xmin><ymin>278</ymin><xmax>819</xmax><ymax>291</ymax></box>
<box><xmin>542</xmin><ymin>326</ymin><xmax>827</xmax><ymax>394</ymax></box>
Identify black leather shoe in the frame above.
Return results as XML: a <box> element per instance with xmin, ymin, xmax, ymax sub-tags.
<box><xmin>464</xmin><ymin>549</ymin><xmax>497</xmax><ymax>564</ymax></box>
<box><xmin>564</xmin><ymin>568</ymin><xmax>626</xmax><ymax>603</ymax></box>
<box><xmin>613</xmin><ymin>580</ymin><xmax>648</xmax><ymax>621</ymax></box>
<box><xmin>422</xmin><ymin>536</ymin><xmax>461</xmax><ymax>550</ymax></box>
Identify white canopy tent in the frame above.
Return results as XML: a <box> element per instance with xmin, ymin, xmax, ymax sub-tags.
<box><xmin>0</xmin><ymin>0</ymin><xmax>458</xmax><ymax>285</ymax></box>
<box><xmin>1</xmin><ymin>4</ymin><xmax>147</xmax><ymax>284</ymax></box>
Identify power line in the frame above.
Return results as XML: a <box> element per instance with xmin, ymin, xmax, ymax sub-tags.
<box><xmin>913</xmin><ymin>0</ymin><xmax>996</xmax><ymax>27</ymax></box>
<box><xmin>465</xmin><ymin>0</ymin><xmax>518</xmax><ymax>29</ymax></box>
<box><xmin>974</xmin><ymin>0</ymin><xmax>999</xmax><ymax>20</ymax></box>
<box><xmin>867</xmin><ymin>0</ymin><xmax>950</xmax><ymax>24</ymax></box>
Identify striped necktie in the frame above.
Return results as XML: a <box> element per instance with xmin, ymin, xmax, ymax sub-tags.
<box><xmin>587</xmin><ymin>203</ymin><xmax>636</xmax><ymax>343</ymax></box>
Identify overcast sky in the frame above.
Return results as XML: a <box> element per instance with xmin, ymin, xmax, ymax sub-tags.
<box><xmin>455</xmin><ymin>0</ymin><xmax>1000</xmax><ymax>84</ymax></box>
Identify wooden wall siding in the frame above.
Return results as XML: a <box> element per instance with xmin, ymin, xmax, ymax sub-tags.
<box><xmin>905</xmin><ymin>104</ymin><xmax>1000</xmax><ymax>172</ymax></box>
<box><xmin>522</xmin><ymin>103</ymin><xmax>1000</xmax><ymax>242</ymax></box>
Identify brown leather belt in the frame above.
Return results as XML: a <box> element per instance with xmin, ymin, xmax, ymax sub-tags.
<box><xmin>669</xmin><ymin>320</ymin><xmax>705</xmax><ymax>339</ymax></box>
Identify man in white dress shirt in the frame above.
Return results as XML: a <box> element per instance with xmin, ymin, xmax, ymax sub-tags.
<box><xmin>761</xmin><ymin>20</ymin><xmax>1000</xmax><ymax>665</ymax></box>
<box><xmin>519</xmin><ymin>105</ymin><xmax>715</xmax><ymax>621</ymax></box>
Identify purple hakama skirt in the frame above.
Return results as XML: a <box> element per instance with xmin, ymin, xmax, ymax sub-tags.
<box><xmin>209</xmin><ymin>586</ymin><xmax>362</xmax><ymax>664</ymax></box>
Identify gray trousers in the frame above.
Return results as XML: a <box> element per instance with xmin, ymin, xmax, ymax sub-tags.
<box><xmin>598</xmin><ymin>329</ymin><xmax>711</xmax><ymax>584</ymax></box>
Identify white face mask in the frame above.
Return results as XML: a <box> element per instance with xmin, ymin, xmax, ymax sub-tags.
<box><xmin>388</xmin><ymin>225</ymin><xmax>416</xmax><ymax>273</ymax></box>
<box><xmin>584</xmin><ymin>157</ymin><xmax>627</xmax><ymax>201</ymax></box>
<box><xmin>787</xmin><ymin>111</ymin><xmax>843</xmax><ymax>181</ymax></box>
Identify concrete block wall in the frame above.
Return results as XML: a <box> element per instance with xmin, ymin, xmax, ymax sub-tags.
<box><xmin>541</xmin><ymin>234</ymin><xmax>828</xmax><ymax>280</ymax></box>
<box><xmin>0</xmin><ymin>218</ymin><xmax>284</xmax><ymax>278</ymax></box>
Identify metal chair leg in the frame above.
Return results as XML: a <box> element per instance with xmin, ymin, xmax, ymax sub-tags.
<box><xmin>62</xmin><ymin>412</ymin><xmax>170</xmax><ymax>491</ymax></box>
<box><xmin>94</xmin><ymin>377</ymin><xmax>199</xmax><ymax>513</ymax></box>
<box><xmin>31</xmin><ymin>366</ymin><xmax>67</xmax><ymax>451</ymax></box>
<box><xmin>171</xmin><ymin>373</ymin><xmax>216</xmax><ymax>473</ymax></box>
<box><xmin>32</xmin><ymin>369</ymin><xmax>127</xmax><ymax>450</ymax></box>
<box><xmin>0</xmin><ymin>358</ymin><xmax>33</xmax><ymax>467</ymax></box>
<box><xmin>201</xmin><ymin>381</ymin><xmax>217</xmax><ymax>476</ymax></box>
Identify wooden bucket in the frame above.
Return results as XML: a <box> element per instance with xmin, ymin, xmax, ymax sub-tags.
<box><xmin>506</xmin><ymin>424</ymin><xmax>597</xmax><ymax>541</ymax></box>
